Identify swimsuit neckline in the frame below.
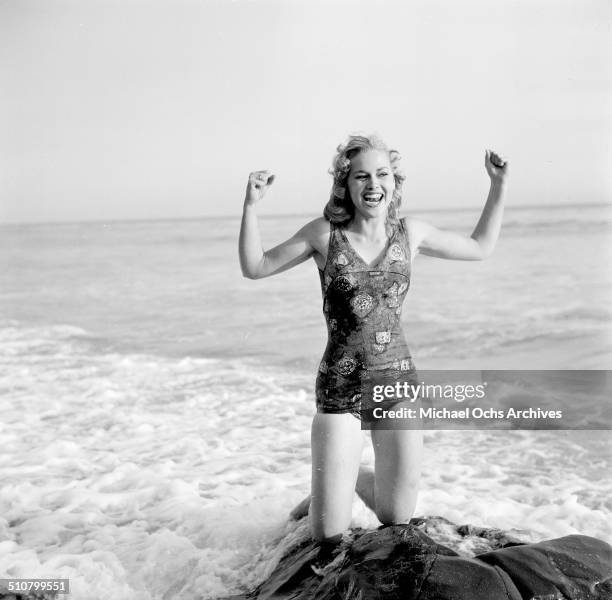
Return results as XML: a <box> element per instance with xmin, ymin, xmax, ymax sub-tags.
<box><xmin>338</xmin><ymin>222</ymin><xmax>398</xmax><ymax>270</ymax></box>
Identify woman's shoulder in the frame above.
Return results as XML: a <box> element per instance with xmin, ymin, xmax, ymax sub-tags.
<box><xmin>400</xmin><ymin>215</ymin><xmax>432</xmax><ymax>254</ymax></box>
<box><xmin>299</xmin><ymin>216</ymin><xmax>332</xmax><ymax>240</ymax></box>
<box><xmin>305</xmin><ymin>215</ymin><xmax>331</xmax><ymax>230</ymax></box>
<box><xmin>296</xmin><ymin>217</ymin><xmax>332</xmax><ymax>259</ymax></box>
<box><xmin>401</xmin><ymin>215</ymin><xmax>432</xmax><ymax>237</ymax></box>
<box><xmin>286</xmin><ymin>217</ymin><xmax>331</xmax><ymax>254</ymax></box>
<box><xmin>401</xmin><ymin>215</ymin><xmax>425</xmax><ymax>228</ymax></box>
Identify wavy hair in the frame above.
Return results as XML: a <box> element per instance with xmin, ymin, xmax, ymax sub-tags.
<box><xmin>323</xmin><ymin>134</ymin><xmax>406</xmax><ymax>232</ymax></box>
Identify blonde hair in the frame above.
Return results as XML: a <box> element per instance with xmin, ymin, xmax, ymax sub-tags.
<box><xmin>323</xmin><ymin>134</ymin><xmax>405</xmax><ymax>228</ymax></box>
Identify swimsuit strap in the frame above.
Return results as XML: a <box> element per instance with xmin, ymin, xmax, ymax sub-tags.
<box><xmin>319</xmin><ymin>221</ymin><xmax>340</xmax><ymax>282</ymax></box>
<box><xmin>398</xmin><ymin>217</ymin><xmax>412</xmax><ymax>263</ymax></box>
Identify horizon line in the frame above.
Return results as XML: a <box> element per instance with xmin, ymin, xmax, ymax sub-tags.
<box><xmin>1</xmin><ymin>200</ymin><xmax>611</xmax><ymax>227</ymax></box>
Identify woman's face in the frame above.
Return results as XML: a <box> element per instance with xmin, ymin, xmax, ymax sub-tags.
<box><xmin>346</xmin><ymin>150</ymin><xmax>395</xmax><ymax>219</ymax></box>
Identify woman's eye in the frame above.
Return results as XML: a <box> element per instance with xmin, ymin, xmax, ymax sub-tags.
<box><xmin>379</xmin><ymin>172</ymin><xmax>390</xmax><ymax>177</ymax></box>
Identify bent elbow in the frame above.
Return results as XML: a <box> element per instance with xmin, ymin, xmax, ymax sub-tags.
<box><xmin>470</xmin><ymin>238</ymin><xmax>493</xmax><ymax>260</ymax></box>
<box><xmin>241</xmin><ymin>268</ymin><xmax>260</xmax><ymax>280</ymax></box>
<box><xmin>242</xmin><ymin>253</ymin><xmax>268</xmax><ymax>280</ymax></box>
<box><xmin>240</xmin><ymin>256</ymin><xmax>263</xmax><ymax>280</ymax></box>
<box><xmin>479</xmin><ymin>246</ymin><xmax>495</xmax><ymax>260</ymax></box>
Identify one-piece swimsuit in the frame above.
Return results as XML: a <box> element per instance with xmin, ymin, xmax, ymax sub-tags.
<box><xmin>316</xmin><ymin>217</ymin><xmax>418</xmax><ymax>420</ymax></box>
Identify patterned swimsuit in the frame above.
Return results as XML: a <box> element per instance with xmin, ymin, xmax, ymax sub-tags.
<box><xmin>316</xmin><ymin>217</ymin><xmax>418</xmax><ymax>419</ymax></box>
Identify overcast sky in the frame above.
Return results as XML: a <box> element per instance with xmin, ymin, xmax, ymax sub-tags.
<box><xmin>0</xmin><ymin>0</ymin><xmax>610</xmax><ymax>223</ymax></box>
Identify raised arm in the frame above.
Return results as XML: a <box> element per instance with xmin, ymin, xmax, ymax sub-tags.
<box><xmin>412</xmin><ymin>149</ymin><xmax>509</xmax><ymax>261</ymax></box>
<box><xmin>239</xmin><ymin>170</ymin><xmax>316</xmax><ymax>280</ymax></box>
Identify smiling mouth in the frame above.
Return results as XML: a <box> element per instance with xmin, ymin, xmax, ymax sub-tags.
<box><xmin>363</xmin><ymin>193</ymin><xmax>383</xmax><ymax>206</ymax></box>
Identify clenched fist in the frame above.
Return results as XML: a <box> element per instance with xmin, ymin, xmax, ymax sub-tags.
<box><xmin>245</xmin><ymin>170</ymin><xmax>276</xmax><ymax>206</ymax></box>
<box><xmin>485</xmin><ymin>150</ymin><xmax>509</xmax><ymax>184</ymax></box>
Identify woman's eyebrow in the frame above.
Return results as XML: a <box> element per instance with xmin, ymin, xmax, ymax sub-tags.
<box><xmin>353</xmin><ymin>168</ymin><xmax>389</xmax><ymax>174</ymax></box>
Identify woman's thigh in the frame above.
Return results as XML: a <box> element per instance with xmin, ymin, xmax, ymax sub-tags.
<box><xmin>310</xmin><ymin>412</ymin><xmax>365</xmax><ymax>542</ymax></box>
<box><xmin>371</xmin><ymin>426</ymin><xmax>423</xmax><ymax>525</ymax></box>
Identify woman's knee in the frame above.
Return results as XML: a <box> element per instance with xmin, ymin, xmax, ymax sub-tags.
<box><xmin>374</xmin><ymin>505</ymin><xmax>416</xmax><ymax>526</ymax></box>
<box><xmin>374</xmin><ymin>481</ymin><xmax>419</xmax><ymax>525</ymax></box>
<box><xmin>309</xmin><ymin>517</ymin><xmax>349</xmax><ymax>543</ymax></box>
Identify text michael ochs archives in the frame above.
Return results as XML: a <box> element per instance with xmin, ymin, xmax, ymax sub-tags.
<box><xmin>368</xmin><ymin>382</ymin><xmax>563</xmax><ymax>421</ymax></box>
<box><xmin>370</xmin><ymin>405</ymin><xmax>563</xmax><ymax>420</ymax></box>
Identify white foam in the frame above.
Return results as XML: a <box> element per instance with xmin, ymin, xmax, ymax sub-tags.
<box><xmin>0</xmin><ymin>324</ymin><xmax>610</xmax><ymax>599</ymax></box>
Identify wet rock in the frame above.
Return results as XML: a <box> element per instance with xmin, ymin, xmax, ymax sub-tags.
<box><xmin>219</xmin><ymin>517</ymin><xmax>612</xmax><ymax>600</ymax></box>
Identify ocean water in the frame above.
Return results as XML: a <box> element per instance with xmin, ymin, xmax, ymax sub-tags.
<box><xmin>0</xmin><ymin>204</ymin><xmax>611</xmax><ymax>599</ymax></box>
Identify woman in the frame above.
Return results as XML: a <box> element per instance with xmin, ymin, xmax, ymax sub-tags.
<box><xmin>239</xmin><ymin>134</ymin><xmax>508</xmax><ymax>545</ymax></box>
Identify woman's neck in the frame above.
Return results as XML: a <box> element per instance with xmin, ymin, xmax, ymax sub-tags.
<box><xmin>348</xmin><ymin>213</ymin><xmax>391</xmax><ymax>241</ymax></box>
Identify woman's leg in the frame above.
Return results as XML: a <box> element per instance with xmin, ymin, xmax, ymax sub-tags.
<box><xmin>289</xmin><ymin>463</ymin><xmax>377</xmax><ymax>521</ymax></box>
<box><xmin>370</xmin><ymin>427</ymin><xmax>423</xmax><ymax>525</ymax></box>
<box><xmin>309</xmin><ymin>412</ymin><xmax>365</xmax><ymax>542</ymax></box>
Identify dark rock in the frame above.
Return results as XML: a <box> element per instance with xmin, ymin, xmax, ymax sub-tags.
<box><xmin>219</xmin><ymin>517</ymin><xmax>612</xmax><ymax>600</ymax></box>
<box><xmin>478</xmin><ymin>534</ymin><xmax>612</xmax><ymax>599</ymax></box>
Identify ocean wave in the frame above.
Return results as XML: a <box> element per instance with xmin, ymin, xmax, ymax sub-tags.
<box><xmin>501</xmin><ymin>217</ymin><xmax>611</xmax><ymax>232</ymax></box>
<box><xmin>521</xmin><ymin>304</ymin><xmax>612</xmax><ymax>323</ymax></box>
<box><xmin>0</xmin><ymin>321</ymin><xmax>610</xmax><ymax>598</ymax></box>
